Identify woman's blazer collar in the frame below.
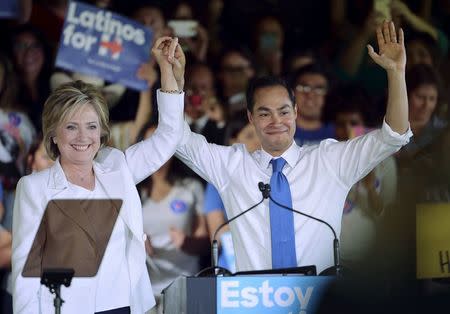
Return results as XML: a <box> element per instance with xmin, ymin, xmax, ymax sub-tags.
<box><xmin>47</xmin><ymin>156</ymin><xmax>119</xmax><ymax>195</ymax></box>
<box><xmin>46</xmin><ymin>154</ymin><xmax>141</xmax><ymax>239</ymax></box>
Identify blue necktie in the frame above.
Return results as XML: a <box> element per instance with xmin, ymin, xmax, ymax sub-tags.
<box><xmin>269</xmin><ymin>157</ymin><xmax>297</xmax><ymax>268</ymax></box>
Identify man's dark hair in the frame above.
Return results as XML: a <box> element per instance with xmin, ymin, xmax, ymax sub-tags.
<box><xmin>246</xmin><ymin>76</ymin><xmax>295</xmax><ymax>112</ymax></box>
<box><xmin>406</xmin><ymin>30</ymin><xmax>441</xmax><ymax>65</ymax></box>
<box><xmin>406</xmin><ymin>63</ymin><xmax>441</xmax><ymax>95</ymax></box>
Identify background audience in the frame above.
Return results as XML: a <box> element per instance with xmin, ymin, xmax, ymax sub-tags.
<box><xmin>1</xmin><ymin>0</ymin><xmax>449</xmax><ymax>312</ymax></box>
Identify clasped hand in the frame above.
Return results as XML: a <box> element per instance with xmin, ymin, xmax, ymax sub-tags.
<box><xmin>151</xmin><ymin>36</ymin><xmax>186</xmax><ymax>90</ymax></box>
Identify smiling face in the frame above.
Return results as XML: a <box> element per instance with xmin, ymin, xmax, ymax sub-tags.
<box><xmin>248</xmin><ymin>85</ymin><xmax>297</xmax><ymax>156</ymax></box>
<box><xmin>55</xmin><ymin>103</ymin><xmax>101</xmax><ymax>167</ymax></box>
<box><xmin>408</xmin><ymin>84</ymin><xmax>438</xmax><ymax>128</ymax></box>
<box><xmin>295</xmin><ymin>73</ymin><xmax>328</xmax><ymax>121</ymax></box>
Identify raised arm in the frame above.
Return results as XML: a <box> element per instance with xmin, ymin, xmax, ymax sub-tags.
<box><xmin>317</xmin><ymin>22</ymin><xmax>410</xmax><ymax>188</ymax></box>
<box><xmin>391</xmin><ymin>0</ymin><xmax>438</xmax><ymax>41</ymax></box>
<box><xmin>338</xmin><ymin>11</ymin><xmax>381</xmax><ymax>77</ymax></box>
<box><xmin>367</xmin><ymin>21</ymin><xmax>409</xmax><ymax>134</ymax></box>
<box><xmin>126</xmin><ymin>61</ymin><xmax>158</xmax><ymax>145</ymax></box>
<box><xmin>124</xmin><ymin>37</ymin><xmax>186</xmax><ymax>183</ymax></box>
<box><xmin>165</xmin><ymin>37</ymin><xmax>237</xmax><ymax>190</ymax></box>
<box><xmin>154</xmin><ymin>36</ymin><xmax>185</xmax><ymax>92</ymax></box>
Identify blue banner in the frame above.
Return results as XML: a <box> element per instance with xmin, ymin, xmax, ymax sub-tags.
<box><xmin>217</xmin><ymin>276</ymin><xmax>333</xmax><ymax>314</ymax></box>
<box><xmin>0</xmin><ymin>0</ymin><xmax>19</xmax><ymax>18</ymax></box>
<box><xmin>55</xmin><ymin>1</ymin><xmax>152</xmax><ymax>91</ymax></box>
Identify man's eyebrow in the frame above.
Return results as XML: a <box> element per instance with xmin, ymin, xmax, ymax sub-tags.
<box><xmin>278</xmin><ymin>104</ymin><xmax>291</xmax><ymax>110</ymax></box>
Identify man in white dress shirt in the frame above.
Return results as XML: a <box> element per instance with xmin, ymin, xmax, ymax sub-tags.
<box><xmin>171</xmin><ymin>22</ymin><xmax>413</xmax><ymax>273</ymax></box>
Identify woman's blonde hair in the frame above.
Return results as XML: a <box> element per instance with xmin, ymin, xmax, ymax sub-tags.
<box><xmin>42</xmin><ymin>80</ymin><xmax>110</xmax><ymax>160</ymax></box>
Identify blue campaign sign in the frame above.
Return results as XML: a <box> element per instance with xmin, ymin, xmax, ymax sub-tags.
<box><xmin>217</xmin><ymin>276</ymin><xmax>334</xmax><ymax>314</ymax></box>
<box><xmin>55</xmin><ymin>1</ymin><xmax>152</xmax><ymax>91</ymax></box>
<box><xmin>0</xmin><ymin>0</ymin><xmax>19</xmax><ymax>18</ymax></box>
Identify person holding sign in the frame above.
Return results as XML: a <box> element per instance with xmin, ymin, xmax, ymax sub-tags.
<box><xmin>173</xmin><ymin>21</ymin><xmax>412</xmax><ymax>273</ymax></box>
<box><xmin>11</xmin><ymin>37</ymin><xmax>186</xmax><ymax>314</ymax></box>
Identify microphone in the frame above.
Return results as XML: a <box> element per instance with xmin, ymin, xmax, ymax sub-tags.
<box><xmin>195</xmin><ymin>187</ymin><xmax>268</xmax><ymax>277</ymax></box>
<box><xmin>265</xmin><ymin>183</ymin><xmax>342</xmax><ymax>276</ymax></box>
<box><xmin>258</xmin><ymin>181</ymin><xmax>271</xmax><ymax>199</ymax></box>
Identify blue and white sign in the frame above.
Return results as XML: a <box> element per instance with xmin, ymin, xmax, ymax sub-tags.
<box><xmin>0</xmin><ymin>0</ymin><xmax>19</xmax><ymax>18</ymax></box>
<box><xmin>55</xmin><ymin>1</ymin><xmax>152</xmax><ymax>90</ymax></box>
<box><xmin>218</xmin><ymin>276</ymin><xmax>333</xmax><ymax>314</ymax></box>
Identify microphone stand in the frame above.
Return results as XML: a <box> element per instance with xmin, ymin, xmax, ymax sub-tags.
<box><xmin>40</xmin><ymin>268</ymin><xmax>74</xmax><ymax>314</ymax></box>
<box><xmin>196</xmin><ymin>182</ymin><xmax>342</xmax><ymax>276</ymax></box>
<box><xmin>196</xmin><ymin>194</ymin><xmax>267</xmax><ymax>277</ymax></box>
<box><xmin>265</xmin><ymin>184</ymin><xmax>342</xmax><ymax>277</ymax></box>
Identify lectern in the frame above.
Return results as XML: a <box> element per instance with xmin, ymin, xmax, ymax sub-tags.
<box><xmin>163</xmin><ymin>270</ymin><xmax>334</xmax><ymax>314</ymax></box>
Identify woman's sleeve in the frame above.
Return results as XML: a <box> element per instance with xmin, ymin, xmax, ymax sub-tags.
<box><xmin>124</xmin><ymin>90</ymin><xmax>185</xmax><ymax>184</ymax></box>
<box><xmin>11</xmin><ymin>177</ymin><xmax>46</xmax><ymax>313</ymax></box>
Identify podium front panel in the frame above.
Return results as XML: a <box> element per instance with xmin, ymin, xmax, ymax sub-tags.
<box><xmin>187</xmin><ymin>277</ymin><xmax>217</xmax><ymax>313</ymax></box>
<box><xmin>217</xmin><ymin>276</ymin><xmax>333</xmax><ymax>314</ymax></box>
<box><xmin>163</xmin><ymin>275</ymin><xmax>333</xmax><ymax>314</ymax></box>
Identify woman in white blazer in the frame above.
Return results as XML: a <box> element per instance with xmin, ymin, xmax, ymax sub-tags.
<box><xmin>11</xmin><ymin>37</ymin><xmax>186</xmax><ymax>314</ymax></box>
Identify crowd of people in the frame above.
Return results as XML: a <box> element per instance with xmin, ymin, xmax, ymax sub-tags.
<box><xmin>1</xmin><ymin>0</ymin><xmax>450</xmax><ymax>313</ymax></box>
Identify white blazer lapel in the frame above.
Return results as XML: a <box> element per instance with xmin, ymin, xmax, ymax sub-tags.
<box><xmin>47</xmin><ymin>159</ymin><xmax>70</xmax><ymax>199</ymax></box>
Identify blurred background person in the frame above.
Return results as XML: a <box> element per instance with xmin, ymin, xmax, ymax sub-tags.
<box><xmin>129</xmin><ymin>0</ymin><xmax>170</xmax><ymax>45</ymax></box>
<box><xmin>329</xmin><ymin>84</ymin><xmax>397</xmax><ymax>274</ymax></box>
<box><xmin>139</xmin><ymin>125</ymin><xmax>209</xmax><ymax>314</ymax></box>
<box><xmin>168</xmin><ymin>1</ymin><xmax>209</xmax><ymax>62</ymax></box>
<box><xmin>9</xmin><ymin>24</ymin><xmax>52</xmax><ymax>133</ymax></box>
<box><xmin>290</xmin><ymin>62</ymin><xmax>335</xmax><ymax>146</ymax></box>
<box><xmin>253</xmin><ymin>15</ymin><xmax>284</xmax><ymax>76</ymax></box>
<box><xmin>396</xmin><ymin>63</ymin><xmax>446</xmax><ymax>167</ymax></box>
<box><xmin>391</xmin><ymin>0</ymin><xmax>448</xmax><ymax>68</ymax></box>
<box><xmin>0</xmin><ymin>52</ymin><xmax>36</xmax><ymax>232</ymax></box>
<box><xmin>217</xmin><ymin>46</ymin><xmax>255</xmax><ymax>115</ymax></box>
<box><xmin>108</xmin><ymin>62</ymin><xmax>158</xmax><ymax>150</ymax></box>
<box><xmin>26</xmin><ymin>135</ymin><xmax>54</xmax><ymax>173</ymax></box>
<box><xmin>185</xmin><ymin>62</ymin><xmax>226</xmax><ymax>145</ymax></box>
